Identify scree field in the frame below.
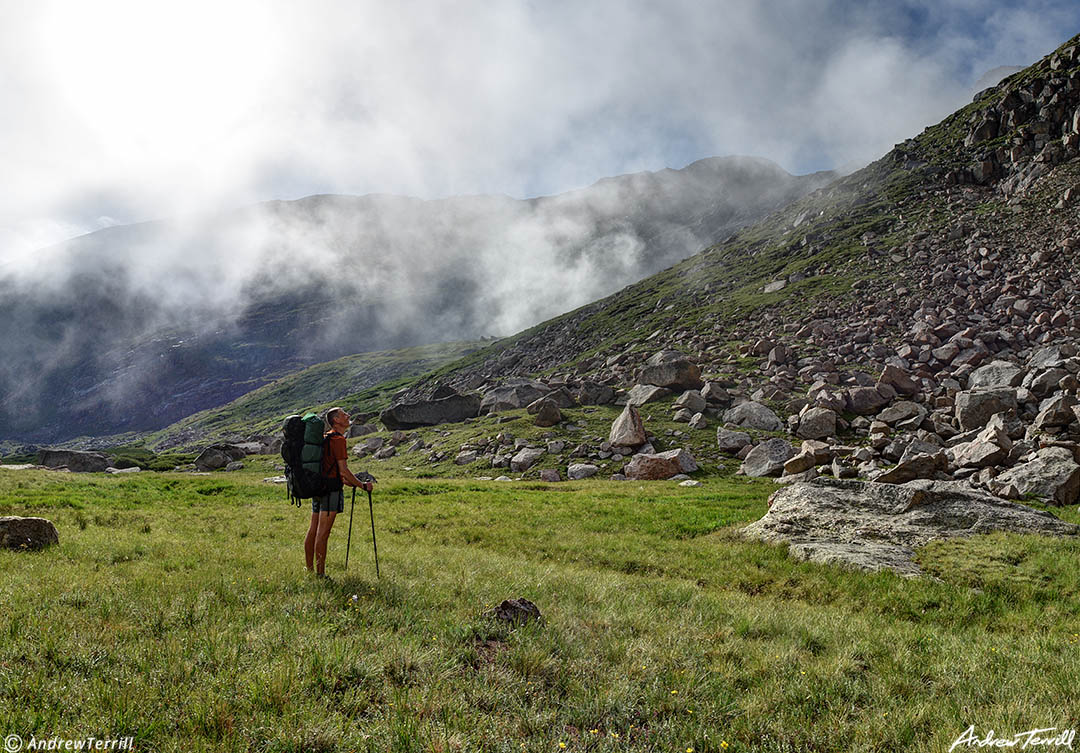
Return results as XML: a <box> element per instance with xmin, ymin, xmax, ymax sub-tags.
<box><xmin>2</xmin><ymin>462</ymin><xmax>1080</xmax><ymax>752</ymax></box>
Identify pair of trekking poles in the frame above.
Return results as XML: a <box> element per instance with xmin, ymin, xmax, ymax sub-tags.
<box><xmin>345</xmin><ymin>472</ymin><xmax>379</xmax><ymax>578</ymax></box>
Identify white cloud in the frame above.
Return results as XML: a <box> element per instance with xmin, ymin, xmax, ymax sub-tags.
<box><xmin>0</xmin><ymin>0</ymin><xmax>1076</xmax><ymax>265</ymax></box>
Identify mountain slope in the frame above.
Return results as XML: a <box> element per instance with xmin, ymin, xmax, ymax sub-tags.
<box><xmin>394</xmin><ymin>33</ymin><xmax>1080</xmax><ymax>402</ymax></box>
<box><xmin>1</xmin><ymin>156</ymin><xmax>834</xmax><ymax>443</ymax></box>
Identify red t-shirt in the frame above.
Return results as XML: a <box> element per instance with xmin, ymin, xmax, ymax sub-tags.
<box><xmin>321</xmin><ymin>432</ymin><xmax>348</xmax><ymax>478</ymax></box>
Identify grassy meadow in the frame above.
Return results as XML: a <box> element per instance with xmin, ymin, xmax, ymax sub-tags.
<box><xmin>2</xmin><ymin>461</ymin><xmax>1080</xmax><ymax>752</ymax></box>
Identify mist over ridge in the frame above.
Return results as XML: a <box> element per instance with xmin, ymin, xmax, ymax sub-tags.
<box><xmin>0</xmin><ymin>155</ymin><xmax>834</xmax><ymax>443</ymax></box>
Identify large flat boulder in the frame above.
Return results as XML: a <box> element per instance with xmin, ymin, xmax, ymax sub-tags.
<box><xmin>380</xmin><ymin>393</ymin><xmax>481</xmax><ymax>429</ymax></box>
<box><xmin>0</xmin><ymin>516</ymin><xmax>59</xmax><ymax>550</ymax></box>
<box><xmin>954</xmin><ymin>389</ymin><xmax>1017</xmax><ymax>432</ymax></box>
<box><xmin>742</xmin><ymin>478</ymin><xmax>1078</xmax><ymax>576</ymax></box>
<box><xmin>37</xmin><ymin>450</ymin><xmax>110</xmax><ymax>473</ymax></box>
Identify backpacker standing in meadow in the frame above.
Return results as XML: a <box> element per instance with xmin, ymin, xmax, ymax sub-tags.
<box><xmin>282</xmin><ymin>407</ymin><xmax>374</xmax><ymax>578</ymax></box>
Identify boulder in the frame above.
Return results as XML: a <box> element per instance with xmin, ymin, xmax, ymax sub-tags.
<box><xmin>845</xmin><ymin>387</ymin><xmax>890</xmax><ymax>416</ymax></box>
<box><xmin>717</xmin><ymin>428</ymin><xmax>752</xmax><ymax>454</ymax></box>
<box><xmin>529</xmin><ymin>398</ymin><xmax>562</xmax><ymax>427</ymax></box>
<box><xmin>873</xmin><ymin>453</ymin><xmax>944</xmax><ymax>484</ymax></box>
<box><xmin>567</xmin><ymin>463</ymin><xmax>599</xmax><ymax>480</ymax></box>
<box><xmin>969</xmin><ymin>361</ymin><xmax>1024</xmax><ymax>389</ymax></box>
<box><xmin>454</xmin><ymin>451</ymin><xmax>477</xmax><ymax>465</ymax></box>
<box><xmin>740</xmin><ymin>438</ymin><xmax>796</xmax><ymax>477</ymax></box>
<box><xmin>1025</xmin><ymin>368</ymin><xmax>1069</xmax><ymax>398</ymax></box>
<box><xmin>1033</xmin><ymin>395</ymin><xmax>1078</xmax><ymax>430</ymax></box>
<box><xmin>796</xmin><ymin>407</ymin><xmax>836</xmax><ymax>440</ymax></box>
<box><xmin>0</xmin><ymin>516</ymin><xmax>60</xmax><ymax>550</ymax></box>
<box><xmin>674</xmin><ymin>390</ymin><xmax>707</xmax><ymax>414</ymax></box>
<box><xmin>954</xmin><ymin>389</ymin><xmax>1018</xmax><ymax>431</ymax></box>
<box><xmin>479</xmin><ymin>381</ymin><xmax>550</xmax><ymax>414</ymax></box>
<box><xmin>510</xmin><ymin>447</ymin><xmax>545</xmax><ymax>473</ymax></box>
<box><xmin>637</xmin><ymin>351</ymin><xmax>703</xmax><ymax>390</ymax></box>
<box><xmin>193</xmin><ymin>444</ymin><xmax>247</xmax><ymax>472</ymax></box>
<box><xmin>625</xmin><ymin>384</ymin><xmax>672</xmax><ymax>406</ymax></box>
<box><xmin>381</xmin><ymin>393</ymin><xmax>481</xmax><ymax>429</ymax></box>
<box><xmin>688</xmin><ymin>413</ymin><xmax>708</xmax><ymax>430</ymax></box>
<box><xmin>742</xmin><ymin>478</ymin><xmax>1079</xmax><ymax>576</ymax></box>
<box><xmin>609</xmin><ymin>404</ymin><xmax>647</xmax><ymax>448</ymax></box>
<box><xmin>576</xmin><ymin>381</ymin><xmax>615</xmax><ymax>405</ymax></box>
<box><xmin>783</xmin><ymin>451</ymin><xmax>818</xmax><ymax>475</ymax></box>
<box><xmin>347</xmin><ymin>423</ymin><xmax>378</xmax><ymax>438</ymax></box>
<box><xmin>37</xmin><ymin>450</ymin><xmax>110</xmax><ymax>473</ymax></box>
<box><xmin>538</xmin><ymin>469</ymin><xmax>562</xmax><ymax>483</ymax></box>
<box><xmin>723</xmin><ymin>402</ymin><xmax>784</xmax><ymax>432</ymax></box>
<box><xmin>878</xmin><ymin>365</ymin><xmax>919</xmax><ymax>396</ymax></box>
<box><xmin>994</xmin><ymin>447</ymin><xmax>1080</xmax><ymax>505</ymax></box>
<box><xmin>624</xmin><ymin>448</ymin><xmax>697</xmax><ymax>480</ymax></box>
<box><xmin>876</xmin><ymin>401</ymin><xmax>927</xmax><ymax>427</ymax></box>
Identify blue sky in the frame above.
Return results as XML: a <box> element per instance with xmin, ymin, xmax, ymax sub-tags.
<box><xmin>0</xmin><ymin>0</ymin><xmax>1078</xmax><ymax>261</ymax></box>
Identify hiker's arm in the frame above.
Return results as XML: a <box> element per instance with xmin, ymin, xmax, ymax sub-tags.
<box><xmin>338</xmin><ymin>459</ymin><xmax>373</xmax><ymax>490</ymax></box>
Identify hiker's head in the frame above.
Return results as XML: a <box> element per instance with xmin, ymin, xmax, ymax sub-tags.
<box><xmin>325</xmin><ymin>407</ymin><xmax>350</xmax><ymax>431</ymax></box>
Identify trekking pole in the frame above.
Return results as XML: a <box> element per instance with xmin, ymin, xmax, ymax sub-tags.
<box><xmin>368</xmin><ymin>485</ymin><xmax>380</xmax><ymax>578</ymax></box>
<box><xmin>345</xmin><ymin>486</ymin><xmax>356</xmax><ymax>571</ymax></box>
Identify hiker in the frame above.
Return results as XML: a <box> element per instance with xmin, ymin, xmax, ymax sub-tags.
<box><xmin>304</xmin><ymin>407</ymin><xmax>373</xmax><ymax>577</ymax></box>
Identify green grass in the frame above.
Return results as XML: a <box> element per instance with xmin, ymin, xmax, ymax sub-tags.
<box><xmin>3</xmin><ymin>468</ymin><xmax>1080</xmax><ymax>752</ymax></box>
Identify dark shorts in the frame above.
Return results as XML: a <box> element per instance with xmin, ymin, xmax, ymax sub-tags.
<box><xmin>312</xmin><ymin>490</ymin><xmax>344</xmax><ymax>514</ymax></box>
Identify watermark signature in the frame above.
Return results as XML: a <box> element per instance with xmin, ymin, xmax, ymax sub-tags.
<box><xmin>950</xmin><ymin>725</ymin><xmax>1077</xmax><ymax>751</ymax></box>
<box><xmin>4</xmin><ymin>735</ymin><xmax>134</xmax><ymax>752</ymax></box>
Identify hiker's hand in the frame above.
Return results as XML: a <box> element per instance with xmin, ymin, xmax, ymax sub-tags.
<box><xmin>361</xmin><ymin>481</ymin><xmax>374</xmax><ymax>492</ymax></box>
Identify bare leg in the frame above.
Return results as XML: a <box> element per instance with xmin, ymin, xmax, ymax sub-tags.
<box><xmin>304</xmin><ymin>512</ymin><xmax>320</xmax><ymax>571</ymax></box>
<box><xmin>315</xmin><ymin>510</ymin><xmax>338</xmax><ymax>575</ymax></box>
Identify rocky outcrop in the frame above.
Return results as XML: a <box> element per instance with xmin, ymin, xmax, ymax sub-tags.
<box><xmin>381</xmin><ymin>393</ymin><xmax>482</xmax><ymax>430</ymax></box>
<box><xmin>993</xmin><ymin>446</ymin><xmax>1080</xmax><ymax>505</ymax></box>
<box><xmin>742</xmin><ymin>478</ymin><xmax>1078</xmax><ymax>576</ymax></box>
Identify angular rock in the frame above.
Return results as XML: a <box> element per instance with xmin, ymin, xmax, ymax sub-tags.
<box><xmin>740</xmin><ymin>438</ymin><xmax>796</xmax><ymax>477</ymax></box>
<box><xmin>479</xmin><ymin>381</ymin><xmax>550</xmax><ymax>414</ymax></box>
<box><xmin>624</xmin><ymin>448</ymin><xmax>697</xmax><ymax>480</ymax></box>
<box><xmin>0</xmin><ymin>516</ymin><xmax>59</xmax><ymax>550</ymax></box>
<box><xmin>783</xmin><ymin>451</ymin><xmax>818</xmax><ymax>475</ymax></box>
<box><xmin>796</xmin><ymin>407</ymin><xmax>836</xmax><ymax>440</ymax></box>
<box><xmin>626</xmin><ymin>384</ymin><xmax>672</xmax><ymax>406</ymax></box>
<box><xmin>876</xmin><ymin>401</ymin><xmax>926</xmax><ymax>427</ymax></box>
<box><xmin>948</xmin><ymin>440</ymin><xmax>1006</xmax><ymax>470</ymax></box>
<box><xmin>609</xmin><ymin>404</ymin><xmax>647</xmax><ymax>448</ymax></box>
<box><xmin>742</xmin><ymin>478</ymin><xmax>1078</xmax><ymax>576</ymax></box>
<box><xmin>723</xmin><ymin>402</ymin><xmax>784</xmax><ymax>432</ymax></box>
<box><xmin>674</xmin><ymin>390</ymin><xmax>707</xmax><ymax>414</ymax></box>
<box><xmin>717</xmin><ymin>428</ymin><xmax>752</xmax><ymax>454</ymax></box>
<box><xmin>954</xmin><ymin>389</ymin><xmax>1018</xmax><ymax>431</ymax></box>
<box><xmin>381</xmin><ymin>393</ymin><xmax>482</xmax><ymax>429</ymax></box>
<box><xmin>530</xmin><ymin>398</ymin><xmax>562</xmax><ymax>427</ymax></box>
<box><xmin>969</xmin><ymin>361</ymin><xmax>1024</xmax><ymax>389</ymax></box>
<box><xmin>567</xmin><ymin>463</ymin><xmax>599</xmax><ymax>480</ymax></box>
<box><xmin>994</xmin><ymin>447</ymin><xmax>1080</xmax><ymax>505</ymax></box>
<box><xmin>193</xmin><ymin>444</ymin><xmax>247</xmax><ymax>472</ymax></box>
<box><xmin>1033</xmin><ymin>395</ymin><xmax>1078</xmax><ymax>430</ymax></box>
<box><xmin>637</xmin><ymin>351</ymin><xmax>703</xmax><ymax>390</ymax></box>
<box><xmin>454</xmin><ymin>451</ymin><xmax>477</xmax><ymax>465</ymax></box>
<box><xmin>846</xmin><ymin>387</ymin><xmax>890</xmax><ymax>416</ymax></box>
<box><xmin>873</xmin><ymin>453</ymin><xmax>943</xmax><ymax>484</ymax></box>
<box><xmin>510</xmin><ymin>447</ymin><xmax>545</xmax><ymax>473</ymax></box>
<box><xmin>878</xmin><ymin>365</ymin><xmax>919</xmax><ymax>396</ymax></box>
<box><xmin>576</xmin><ymin>381</ymin><xmax>615</xmax><ymax>406</ymax></box>
<box><xmin>486</xmin><ymin>598</ymin><xmax>543</xmax><ymax>626</ymax></box>
<box><xmin>538</xmin><ymin>469</ymin><xmax>561</xmax><ymax>482</ymax></box>
<box><xmin>688</xmin><ymin>413</ymin><xmax>708</xmax><ymax>430</ymax></box>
